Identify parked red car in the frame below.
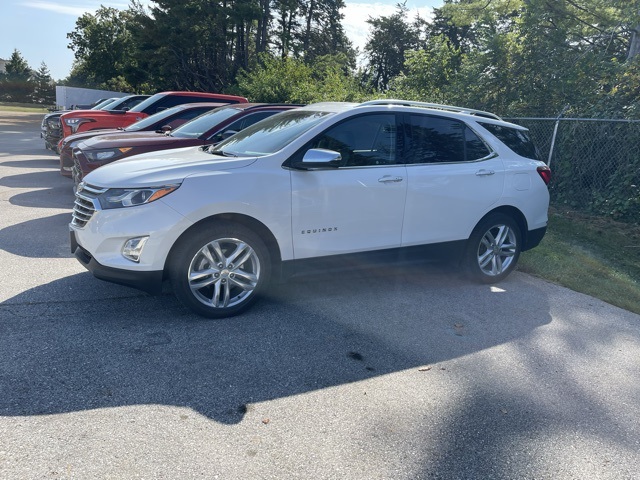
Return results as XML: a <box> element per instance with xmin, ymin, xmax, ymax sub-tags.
<box><xmin>72</xmin><ymin>104</ymin><xmax>300</xmax><ymax>188</ymax></box>
<box><xmin>58</xmin><ymin>102</ymin><xmax>226</xmax><ymax>177</ymax></box>
<box><xmin>59</xmin><ymin>91</ymin><xmax>248</xmax><ymax>139</ymax></box>
<box><xmin>42</xmin><ymin>95</ymin><xmax>149</xmax><ymax>152</ymax></box>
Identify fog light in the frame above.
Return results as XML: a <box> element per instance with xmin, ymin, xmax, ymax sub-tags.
<box><xmin>122</xmin><ymin>236</ymin><xmax>149</xmax><ymax>262</ymax></box>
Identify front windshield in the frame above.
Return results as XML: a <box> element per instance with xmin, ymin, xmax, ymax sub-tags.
<box><xmin>210</xmin><ymin>110</ymin><xmax>332</xmax><ymax>157</ymax></box>
<box><xmin>103</xmin><ymin>96</ymin><xmax>134</xmax><ymax>111</ymax></box>
<box><xmin>129</xmin><ymin>93</ymin><xmax>163</xmax><ymax>113</ymax></box>
<box><xmin>125</xmin><ymin>105</ymin><xmax>185</xmax><ymax>132</ymax></box>
<box><xmin>170</xmin><ymin>107</ymin><xmax>240</xmax><ymax>139</ymax></box>
<box><xmin>91</xmin><ymin>98</ymin><xmax>116</xmax><ymax>110</ymax></box>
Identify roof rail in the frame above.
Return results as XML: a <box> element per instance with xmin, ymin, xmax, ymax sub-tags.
<box><xmin>359</xmin><ymin>99</ymin><xmax>502</xmax><ymax>121</ymax></box>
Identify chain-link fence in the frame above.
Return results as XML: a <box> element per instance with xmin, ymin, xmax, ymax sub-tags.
<box><xmin>505</xmin><ymin>117</ymin><xmax>640</xmax><ymax>224</ymax></box>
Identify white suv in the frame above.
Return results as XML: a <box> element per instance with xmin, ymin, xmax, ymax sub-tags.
<box><xmin>70</xmin><ymin>100</ymin><xmax>551</xmax><ymax>318</ymax></box>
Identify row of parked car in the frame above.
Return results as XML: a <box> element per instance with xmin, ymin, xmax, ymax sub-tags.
<box><xmin>40</xmin><ymin>91</ymin><xmax>552</xmax><ymax>318</ymax></box>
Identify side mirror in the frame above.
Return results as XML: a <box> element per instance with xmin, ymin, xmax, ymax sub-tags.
<box><xmin>156</xmin><ymin>125</ymin><xmax>172</xmax><ymax>133</ymax></box>
<box><xmin>296</xmin><ymin>148</ymin><xmax>342</xmax><ymax>170</ymax></box>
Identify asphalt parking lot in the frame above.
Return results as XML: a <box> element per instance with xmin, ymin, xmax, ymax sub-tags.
<box><xmin>1</xmin><ymin>111</ymin><xmax>639</xmax><ymax>479</ymax></box>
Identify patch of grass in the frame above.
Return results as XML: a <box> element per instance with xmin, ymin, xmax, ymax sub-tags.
<box><xmin>0</xmin><ymin>102</ymin><xmax>49</xmax><ymax>113</ymax></box>
<box><xmin>519</xmin><ymin>209</ymin><xmax>640</xmax><ymax>315</ymax></box>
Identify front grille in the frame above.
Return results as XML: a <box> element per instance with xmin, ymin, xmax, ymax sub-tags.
<box><xmin>71</xmin><ymin>154</ymin><xmax>82</xmax><ymax>183</ymax></box>
<box><xmin>72</xmin><ymin>183</ymin><xmax>106</xmax><ymax>228</ymax></box>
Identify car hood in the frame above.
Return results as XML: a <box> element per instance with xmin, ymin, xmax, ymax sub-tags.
<box><xmin>82</xmin><ymin>131</ymin><xmax>179</xmax><ymax>149</ymax></box>
<box><xmin>43</xmin><ymin>111</ymin><xmax>68</xmax><ymax>120</ymax></box>
<box><xmin>83</xmin><ymin>146</ymin><xmax>258</xmax><ymax>188</ymax></box>
<box><xmin>63</xmin><ymin>129</ymin><xmax>122</xmax><ymax>146</ymax></box>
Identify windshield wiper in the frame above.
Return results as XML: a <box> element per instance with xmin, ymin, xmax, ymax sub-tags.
<box><xmin>207</xmin><ymin>149</ymin><xmax>237</xmax><ymax>157</ymax></box>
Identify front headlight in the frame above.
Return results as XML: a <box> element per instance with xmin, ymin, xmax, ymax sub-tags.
<box><xmin>97</xmin><ymin>185</ymin><xmax>180</xmax><ymax>209</ymax></box>
<box><xmin>64</xmin><ymin>117</ymin><xmax>95</xmax><ymax>133</ymax></box>
<box><xmin>85</xmin><ymin>147</ymin><xmax>133</xmax><ymax>162</ymax></box>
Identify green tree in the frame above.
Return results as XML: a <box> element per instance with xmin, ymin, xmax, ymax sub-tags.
<box><xmin>390</xmin><ymin>35</ymin><xmax>461</xmax><ymax>103</ymax></box>
<box><xmin>300</xmin><ymin>0</ymin><xmax>355</xmax><ymax>63</ymax></box>
<box><xmin>0</xmin><ymin>49</ymin><xmax>33</xmax><ymax>102</ymax></box>
<box><xmin>30</xmin><ymin>62</ymin><xmax>55</xmax><ymax>105</ymax></box>
<box><xmin>235</xmin><ymin>52</ymin><xmax>367</xmax><ymax>103</ymax></box>
<box><xmin>399</xmin><ymin>0</ymin><xmax>640</xmax><ymax>117</ymax></box>
<box><xmin>363</xmin><ymin>3</ymin><xmax>422</xmax><ymax>90</ymax></box>
<box><xmin>66</xmin><ymin>6</ymin><xmax>142</xmax><ymax>90</ymax></box>
<box><xmin>132</xmin><ymin>0</ymin><xmax>262</xmax><ymax>91</ymax></box>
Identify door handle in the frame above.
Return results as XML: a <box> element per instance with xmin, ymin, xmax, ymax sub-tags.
<box><xmin>475</xmin><ymin>169</ymin><xmax>495</xmax><ymax>176</ymax></box>
<box><xmin>378</xmin><ymin>175</ymin><xmax>403</xmax><ymax>183</ymax></box>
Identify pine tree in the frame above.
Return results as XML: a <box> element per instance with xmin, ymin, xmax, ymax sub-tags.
<box><xmin>31</xmin><ymin>62</ymin><xmax>55</xmax><ymax>105</ymax></box>
<box><xmin>0</xmin><ymin>49</ymin><xmax>34</xmax><ymax>102</ymax></box>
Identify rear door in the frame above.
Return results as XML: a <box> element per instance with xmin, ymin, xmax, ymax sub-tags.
<box><xmin>401</xmin><ymin>114</ymin><xmax>505</xmax><ymax>246</ymax></box>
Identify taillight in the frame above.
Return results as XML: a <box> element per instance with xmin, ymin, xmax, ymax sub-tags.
<box><xmin>537</xmin><ymin>165</ymin><xmax>551</xmax><ymax>185</ymax></box>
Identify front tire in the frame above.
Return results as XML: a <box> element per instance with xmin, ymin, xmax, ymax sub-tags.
<box><xmin>465</xmin><ymin>213</ymin><xmax>521</xmax><ymax>284</ymax></box>
<box><xmin>169</xmin><ymin>222</ymin><xmax>271</xmax><ymax>318</ymax></box>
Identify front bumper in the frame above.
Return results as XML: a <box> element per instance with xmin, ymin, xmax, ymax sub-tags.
<box><xmin>71</xmin><ymin>230</ymin><xmax>164</xmax><ymax>294</ymax></box>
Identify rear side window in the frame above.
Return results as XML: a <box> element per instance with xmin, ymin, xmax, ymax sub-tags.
<box><xmin>479</xmin><ymin>123</ymin><xmax>540</xmax><ymax>160</ymax></box>
<box><xmin>405</xmin><ymin>115</ymin><xmax>491</xmax><ymax>163</ymax></box>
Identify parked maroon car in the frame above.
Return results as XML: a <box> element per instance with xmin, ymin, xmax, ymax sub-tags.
<box><xmin>72</xmin><ymin>104</ymin><xmax>301</xmax><ymax>189</ymax></box>
<box><xmin>58</xmin><ymin>102</ymin><xmax>226</xmax><ymax>177</ymax></box>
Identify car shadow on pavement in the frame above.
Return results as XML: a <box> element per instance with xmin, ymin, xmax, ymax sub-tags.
<box><xmin>0</xmin><ymin>148</ymin><xmax>58</xmax><ymax>158</ymax></box>
<box><xmin>8</xmin><ymin>189</ymin><xmax>74</xmax><ymax>210</ymax></box>
<box><xmin>0</xmin><ymin>170</ymin><xmax>72</xmax><ymax>191</ymax></box>
<box><xmin>0</xmin><ymin>213</ymin><xmax>74</xmax><ymax>258</ymax></box>
<box><xmin>0</xmin><ymin>265</ymin><xmax>553</xmax><ymax>426</ymax></box>
<box><xmin>0</xmin><ymin>158</ymin><xmax>60</xmax><ymax>169</ymax></box>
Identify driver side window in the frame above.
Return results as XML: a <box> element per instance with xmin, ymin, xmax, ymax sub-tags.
<box><xmin>310</xmin><ymin>114</ymin><xmax>397</xmax><ymax>167</ymax></box>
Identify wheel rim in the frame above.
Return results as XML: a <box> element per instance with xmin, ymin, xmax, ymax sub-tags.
<box><xmin>476</xmin><ymin>224</ymin><xmax>517</xmax><ymax>277</ymax></box>
<box><xmin>187</xmin><ymin>237</ymin><xmax>261</xmax><ymax>308</ymax></box>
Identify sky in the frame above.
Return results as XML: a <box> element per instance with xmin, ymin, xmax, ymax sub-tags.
<box><xmin>0</xmin><ymin>0</ymin><xmax>441</xmax><ymax>81</ymax></box>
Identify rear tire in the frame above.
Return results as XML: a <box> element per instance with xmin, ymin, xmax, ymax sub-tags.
<box><xmin>465</xmin><ymin>213</ymin><xmax>521</xmax><ymax>284</ymax></box>
<box><xmin>169</xmin><ymin>222</ymin><xmax>271</xmax><ymax>318</ymax></box>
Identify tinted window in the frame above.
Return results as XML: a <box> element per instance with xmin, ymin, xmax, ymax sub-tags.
<box><xmin>406</xmin><ymin>115</ymin><xmax>465</xmax><ymax>163</ymax></box>
<box><xmin>465</xmin><ymin>126</ymin><xmax>492</xmax><ymax>160</ymax></box>
<box><xmin>406</xmin><ymin>115</ymin><xmax>490</xmax><ymax>163</ymax></box>
<box><xmin>309</xmin><ymin>114</ymin><xmax>397</xmax><ymax>167</ymax></box>
<box><xmin>479</xmin><ymin>122</ymin><xmax>540</xmax><ymax>160</ymax></box>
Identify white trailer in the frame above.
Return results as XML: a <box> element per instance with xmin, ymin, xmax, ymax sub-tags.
<box><xmin>55</xmin><ymin>86</ymin><xmax>129</xmax><ymax>110</ymax></box>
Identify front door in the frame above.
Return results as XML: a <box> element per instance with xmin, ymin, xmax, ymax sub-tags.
<box><xmin>290</xmin><ymin>113</ymin><xmax>407</xmax><ymax>259</ymax></box>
